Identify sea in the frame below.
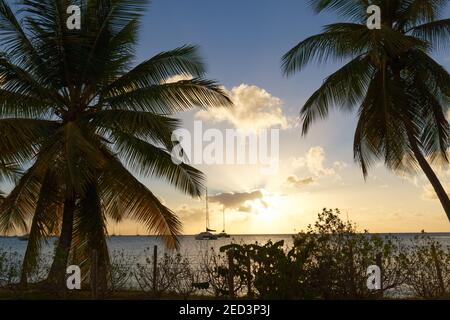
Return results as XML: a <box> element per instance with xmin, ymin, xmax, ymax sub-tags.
<box><xmin>1</xmin><ymin>233</ymin><xmax>450</xmax><ymax>264</ymax></box>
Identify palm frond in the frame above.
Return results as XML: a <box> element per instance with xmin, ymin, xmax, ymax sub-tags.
<box><xmin>111</xmin><ymin>130</ymin><xmax>205</xmax><ymax>197</ymax></box>
<box><xmin>308</xmin><ymin>0</ymin><xmax>370</xmax><ymax>22</ymax></box>
<box><xmin>399</xmin><ymin>0</ymin><xmax>448</xmax><ymax>30</ymax></box>
<box><xmin>0</xmin><ymin>0</ymin><xmax>43</xmax><ymax>69</ymax></box>
<box><xmin>410</xmin><ymin>18</ymin><xmax>450</xmax><ymax>51</ymax></box>
<box><xmin>72</xmin><ymin>181</ymin><xmax>110</xmax><ymax>285</ymax></box>
<box><xmin>0</xmin><ymin>161</ymin><xmax>21</xmax><ymax>183</ymax></box>
<box><xmin>282</xmin><ymin>23</ymin><xmax>370</xmax><ymax>76</ymax></box>
<box><xmin>79</xmin><ymin>0</ymin><xmax>149</xmax><ymax>90</ymax></box>
<box><xmin>0</xmin><ymin>166</ymin><xmax>42</xmax><ymax>234</ymax></box>
<box><xmin>300</xmin><ymin>54</ymin><xmax>374</xmax><ymax>135</ymax></box>
<box><xmin>354</xmin><ymin>69</ymin><xmax>417</xmax><ymax>177</ymax></box>
<box><xmin>103</xmin><ymin>45</ymin><xmax>207</xmax><ymax>95</ymax></box>
<box><xmin>0</xmin><ymin>118</ymin><xmax>59</xmax><ymax>165</ymax></box>
<box><xmin>21</xmin><ymin>170</ymin><xmax>63</xmax><ymax>279</ymax></box>
<box><xmin>100</xmin><ymin>154</ymin><xmax>181</xmax><ymax>249</ymax></box>
<box><xmin>63</xmin><ymin>122</ymin><xmax>106</xmax><ymax>195</ymax></box>
<box><xmin>104</xmin><ymin>78</ymin><xmax>232</xmax><ymax>114</ymax></box>
<box><xmin>84</xmin><ymin>109</ymin><xmax>180</xmax><ymax>149</ymax></box>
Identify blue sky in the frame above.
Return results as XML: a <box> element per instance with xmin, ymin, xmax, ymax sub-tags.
<box><xmin>138</xmin><ymin>0</ymin><xmax>450</xmax><ymax>99</ymax></box>
<box><xmin>139</xmin><ymin>0</ymin><xmax>343</xmax><ymax>94</ymax></box>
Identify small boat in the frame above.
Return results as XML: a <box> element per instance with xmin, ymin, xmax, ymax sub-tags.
<box><xmin>195</xmin><ymin>189</ymin><xmax>217</xmax><ymax>241</ymax></box>
<box><xmin>195</xmin><ymin>231</ymin><xmax>218</xmax><ymax>240</ymax></box>
<box><xmin>217</xmin><ymin>207</ymin><xmax>230</xmax><ymax>238</ymax></box>
<box><xmin>217</xmin><ymin>232</ymin><xmax>230</xmax><ymax>238</ymax></box>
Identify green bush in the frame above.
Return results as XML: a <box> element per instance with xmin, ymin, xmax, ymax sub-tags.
<box><xmin>218</xmin><ymin>208</ymin><xmax>410</xmax><ymax>299</ymax></box>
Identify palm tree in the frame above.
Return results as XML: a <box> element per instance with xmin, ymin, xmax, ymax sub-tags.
<box><xmin>282</xmin><ymin>0</ymin><xmax>450</xmax><ymax>219</ymax></box>
<box><xmin>0</xmin><ymin>0</ymin><xmax>231</xmax><ymax>289</ymax></box>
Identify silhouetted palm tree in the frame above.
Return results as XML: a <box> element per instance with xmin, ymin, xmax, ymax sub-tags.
<box><xmin>282</xmin><ymin>0</ymin><xmax>449</xmax><ymax>219</ymax></box>
<box><xmin>0</xmin><ymin>0</ymin><xmax>231</xmax><ymax>289</ymax></box>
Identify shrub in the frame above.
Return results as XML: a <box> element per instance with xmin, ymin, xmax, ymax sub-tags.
<box><xmin>134</xmin><ymin>248</ymin><xmax>197</xmax><ymax>298</ymax></box>
<box><xmin>402</xmin><ymin>234</ymin><xmax>450</xmax><ymax>298</ymax></box>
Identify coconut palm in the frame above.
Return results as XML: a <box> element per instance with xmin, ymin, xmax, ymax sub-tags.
<box><xmin>0</xmin><ymin>0</ymin><xmax>231</xmax><ymax>289</ymax></box>
<box><xmin>282</xmin><ymin>0</ymin><xmax>450</xmax><ymax>219</ymax></box>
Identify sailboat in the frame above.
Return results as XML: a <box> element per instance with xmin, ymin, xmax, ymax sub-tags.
<box><xmin>195</xmin><ymin>189</ymin><xmax>218</xmax><ymax>240</ymax></box>
<box><xmin>217</xmin><ymin>206</ymin><xmax>230</xmax><ymax>238</ymax></box>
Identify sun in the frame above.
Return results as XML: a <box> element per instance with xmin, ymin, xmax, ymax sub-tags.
<box><xmin>253</xmin><ymin>202</ymin><xmax>275</xmax><ymax>223</ymax></box>
<box><xmin>249</xmin><ymin>192</ymin><xmax>285</xmax><ymax>223</ymax></box>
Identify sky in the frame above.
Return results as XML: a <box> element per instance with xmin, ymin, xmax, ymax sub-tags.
<box><xmin>4</xmin><ymin>0</ymin><xmax>450</xmax><ymax>235</ymax></box>
<box><xmin>104</xmin><ymin>0</ymin><xmax>450</xmax><ymax>236</ymax></box>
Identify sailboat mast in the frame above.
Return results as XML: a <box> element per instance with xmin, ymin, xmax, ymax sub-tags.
<box><xmin>223</xmin><ymin>206</ymin><xmax>226</xmax><ymax>232</ymax></box>
<box><xmin>206</xmin><ymin>189</ymin><xmax>209</xmax><ymax>231</ymax></box>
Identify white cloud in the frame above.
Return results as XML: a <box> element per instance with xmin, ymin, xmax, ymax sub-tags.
<box><xmin>292</xmin><ymin>147</ymin><xmax>345</xmax><ymax>178</ymax></box>
<box><xmin>196</xmin><ymin>84</ymin><xmax>290</xmax><ymax>130</ymax></box>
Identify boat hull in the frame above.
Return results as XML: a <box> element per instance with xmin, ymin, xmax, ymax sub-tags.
<box><xmin>195</xmin><ymin>232</ymin><xmax>218</xmax><ymax>240</ymax></box>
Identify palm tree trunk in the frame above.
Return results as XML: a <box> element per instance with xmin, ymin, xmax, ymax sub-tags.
<box><xmin>46</xmin><ymin>194</ymin><xmax>76</xmax><ymax>288</ymax></box>
<box><xmin>83</xmin><ymin>183</ymin><xmax>111</xmax><ymax>293</ymax></box>
<box><xmin>408</xmin><ymin>133</ymin><xmax>450</xmax><ymax>221</ymax></box>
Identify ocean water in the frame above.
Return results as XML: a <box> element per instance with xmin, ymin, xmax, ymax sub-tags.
<box><xmin>0</xmin><ymin>234</ymin><xmax>295</xmax><ymax>265</ymax></box>
<box><xmin>1</xmin><ymin>233</ymin><xmax>450</xmax><ymax>263</ymax></box>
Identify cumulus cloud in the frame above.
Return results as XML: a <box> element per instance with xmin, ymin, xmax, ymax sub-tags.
<box><xmin>209</xmin><ymin>190</ymin><xmax>267</xmax><ymax>212</ymax></box>
<box><xmin>196</xmin><ymin>84</ymin><xmax>290</xmax><ymax>130</ymax></box>
<box><xmin>292</xmin><ymin>147</ymin><xmax>345</xmax><ymax>178</ymax></box>
<box><xmin>286</xmin><ymin>175</ymin><xmax>315</xmax><ymax>188</ymax></box>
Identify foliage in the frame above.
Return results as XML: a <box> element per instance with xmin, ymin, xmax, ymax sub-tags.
<box><xmin>0</xmin><ymin>248</ymin><xmax>20</xmax><ymax>287</ymax></box>
<box><xmin>218</xmin><ymin>209</ymin><xmax>409</xmax><ymax>299</ymax></box>
<box><xmin>402</xmin><ymin>233</ymin><xmax>450</xmax><ymax>298</ymax></box>
<box><xmin>198</xmin><ymin>248</ymin><xmax>230</xmax><ymax>297</ymax></box>
<box><xmin>109</xmin><ymin>249</ymin><xmax>137</xmax><ymax>292</ymax></box>
<box><xmin>134</xmin><ymin>248</ymin><xmax>199</xmax><ymax>298</ymax></box>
